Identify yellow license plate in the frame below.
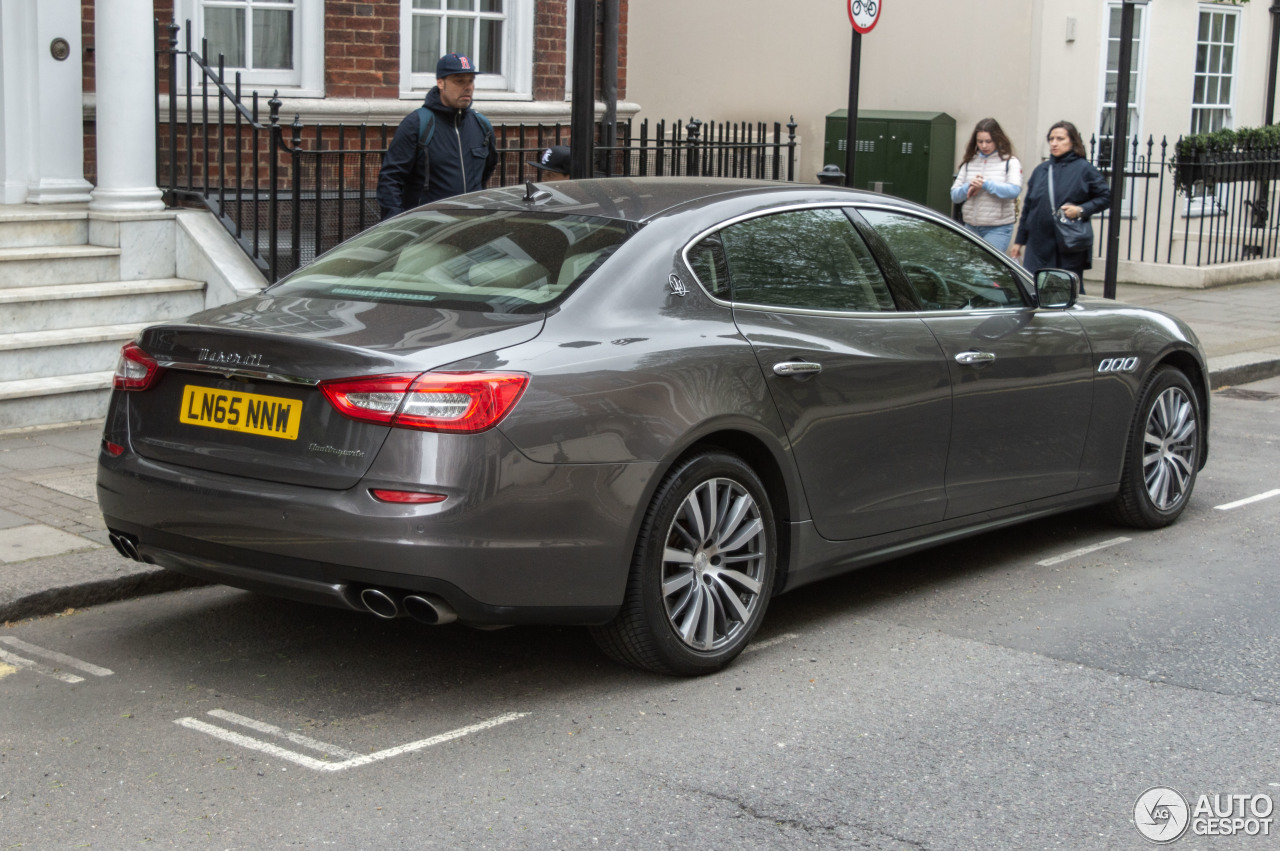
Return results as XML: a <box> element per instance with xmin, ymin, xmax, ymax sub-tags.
<box><xmin>179</xmin><ymin>385</ymin><xmax>303</xmax><ymax>440</ymax></box>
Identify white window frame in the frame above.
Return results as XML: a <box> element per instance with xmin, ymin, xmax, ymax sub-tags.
<box><xmin>1096</xmin><ymin>1</ymin><xmax>1150</xmax><ymax>217</ymax></box>
<box><xmin>1190</xmin><ymin>4</ymin><xmax>1240</xmax><ymax>135</ymax></box>
<box><xmin>1184</xmin><ymin>4</ymin><xmax>1242</xmax><ymax>217</ymax></box>
<box><xmin>399</xmin><ymin>1</ymin><xmax>533</xmax><ymax>100</ymax></box>
<box><xmin>174</xmin><ymin>0</ymin><xmax>325</xmax><ymax>98</ymax></box>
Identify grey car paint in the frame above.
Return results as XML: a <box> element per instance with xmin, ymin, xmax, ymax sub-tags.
<box><xmin>97</xmin><ymin>178</ymin><xmax>1209</xmax><ymax>633</ymax></box>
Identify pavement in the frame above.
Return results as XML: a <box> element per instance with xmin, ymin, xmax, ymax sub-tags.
<box><xmin>3</xmin><ymin>279</ymin><xmax>1280</xmax><ymax>626</ymax></box>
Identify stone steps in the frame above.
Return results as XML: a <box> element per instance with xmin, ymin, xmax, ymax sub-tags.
<box><xmin>0</xmin><ymin>207</ymin><xmax>89</xmax><ymax>248</ymax></box>
<box><xmin>0</xmin><ymin>244</ymin><xmax>122</xmax><ymax>287</ymax></box>
<box><xmin>0</xmin><ymin>323</ymin><xmax>152</xmax><ymax>380</ymax></box>
<box><xmin>0</xmin><ymin>206</ymin><xmax>206</xmax><ymax>431</ymax></box>
<box><xmin>0</xmin><ymin>279</ymin><xmax>204</xmax><ymax>332</ymax></box>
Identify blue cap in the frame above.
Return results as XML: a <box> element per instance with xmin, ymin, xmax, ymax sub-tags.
<box><xmin>436</xmin><ymin>53</ymin><xmax>477</xmax><ymax>78</ymax></box>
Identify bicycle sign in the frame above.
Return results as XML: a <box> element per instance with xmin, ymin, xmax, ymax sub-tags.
<box><xmin>848</xmin><ymin>0</ymin><xmax>881</xmax><ymax>33</ymax></box>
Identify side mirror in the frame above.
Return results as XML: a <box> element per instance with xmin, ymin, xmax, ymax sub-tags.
<box><xmin>1036</xmin><ymin>269</ymin><xmax>1079</xmax><ymax>309</ymax></box>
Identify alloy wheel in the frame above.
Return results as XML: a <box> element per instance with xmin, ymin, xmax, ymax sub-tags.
<box><xmin>1143</xmin><ymin>385</ymin><xmax>1198</xmax><ymax>511</ymax></box>
<box><xmin>660</xmin><ymin>477</ymin><xmax>768</xmax><ymax>652</ymax></box>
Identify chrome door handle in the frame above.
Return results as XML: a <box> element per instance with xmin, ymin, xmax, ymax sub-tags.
<box><xmin>955</xmin><ymin>351</ymin><xmax>996</xmax><ymax>367</ymax></box>
<box><xmin>773</xmin><ymin>361</ymin><xmax>823</xmax><ymax>376</ymax></box>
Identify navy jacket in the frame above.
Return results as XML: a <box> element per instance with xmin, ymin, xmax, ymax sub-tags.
<box><xmin>1016</xmin><ymin>151</ymin><xmax>1110</xmax><ymax>274</ymax></box>
<box><xmin>376</xmin><ymin>87</ymin><xmax>498</xmax><ymax>219</ymax></box>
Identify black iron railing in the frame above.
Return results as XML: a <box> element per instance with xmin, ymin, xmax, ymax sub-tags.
<box><xmin>1088</xmin><ymin>134</ymin><xmax>1280</xmax><ymax>267</ymax></box>
<box><xmin>154</xmin><ymin>21</ymin><xmax>798</xmax><ymax>282</ymax></box>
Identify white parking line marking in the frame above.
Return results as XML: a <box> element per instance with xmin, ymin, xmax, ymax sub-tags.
<box><xmin>744</xmin><ymin>633</ymin><xmax>800</xmax><ymax>653</ymax></box>
<box><xmin>175</xmin><ymin>711</ymin><xmax>529</xmax><ymax>772</ymax></box>
<box><xmin>208</xmin><ymin>709</ymin><xmax>362</xmax><ymax>760</ymax></box>
<box><xmin>0</xmin><ymin>637</ymin><xmax>113</xmax><ymax>677</ymax></box>
<box><xmin>1215</xmin><ymin>489</ymin><xmax>1280</xmax><ymax>511</ymax></box>
<box><xmin>1037</xmin><ymin>537</ymin><xmax>1132</xmax><ymax>567</ymax></box>
<box><xmin>0</xmin><ymin>648</ymin><xmax>84</xmax><ymax>683</ymax></box>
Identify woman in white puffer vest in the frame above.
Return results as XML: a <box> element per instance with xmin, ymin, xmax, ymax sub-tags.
<box><xmin>949</xmin><ymin>118</ymin><xmax>1023</xmax><ymax>253</ymax></box>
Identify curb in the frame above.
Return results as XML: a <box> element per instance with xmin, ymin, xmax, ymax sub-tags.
<box><xmin>1208</xmin><ymin>354</ymin><xmax>1280</xmax><ymax>390</ymax></box>
<box><xmin>0</xmin><ymin>569</ymin><xmax>207</xmax><ymax>624</ymax></box>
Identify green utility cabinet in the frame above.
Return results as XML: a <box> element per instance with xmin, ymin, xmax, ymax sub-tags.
<box><xmin>824</xmin><ymin>110</ymin><xmax>956</xmax><ymax>215</ymax></box>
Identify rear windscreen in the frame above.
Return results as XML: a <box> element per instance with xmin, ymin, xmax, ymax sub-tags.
<box><xmin>269</xmin><ymin>210</ymin><xmax>636</xmax><ymax>314</ymax></box>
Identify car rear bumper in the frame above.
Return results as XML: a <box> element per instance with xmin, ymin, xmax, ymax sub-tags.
<box><xmin>98</xmin><ymin>445</ymin><xmax>657</xmax><ymax>622</ymax></box>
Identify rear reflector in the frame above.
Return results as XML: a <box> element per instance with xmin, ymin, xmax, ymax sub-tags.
<box><xmin>113</xmin><ymin>342</ymin><xmax>163</xmax><ymax>391</ymax></box>
<box><xmin>320</xmin><ymin>371</ymin><xmax>528</xmax><ymax>433</ymax></box>
<box><xmin>370</xmin><ymin>489</ymin><xmax>448</xmax><ymax>504</ymax></box>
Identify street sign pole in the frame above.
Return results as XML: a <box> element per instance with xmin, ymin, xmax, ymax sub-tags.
<box><xmin>845</xmin><ymin>29</ymin><xmax>861</xmax><ymax>186</ymax></box>
<box><xmin>845</xmin><ymin>1</ymin><xmax>881</xmax><ymax>187</ymax></box>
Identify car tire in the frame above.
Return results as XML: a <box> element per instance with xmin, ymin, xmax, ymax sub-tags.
<box><xmin>1106</xmin><ymin>366</ymin><xmax>1202</xmax><ymax>529</ymax></box>
<box><xmin>590</xmin><ymin>452</ymin><xmax>776</xmax><ymax>676</ymax></box>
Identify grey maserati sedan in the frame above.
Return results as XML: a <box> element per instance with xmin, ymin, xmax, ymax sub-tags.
<box><xmin>97</xmin><ymin>178</ymin><xmax>1208</xmax><ymax>675</ymax></box>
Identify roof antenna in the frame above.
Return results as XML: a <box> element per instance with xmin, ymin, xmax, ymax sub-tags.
<box><xmin>523</xmin><ymin>180</ymin><xmax>550</xmax><ymax>204</ymax></box>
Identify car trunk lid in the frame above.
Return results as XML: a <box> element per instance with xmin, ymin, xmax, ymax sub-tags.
<box><xmin>123</xmin><ymin>297</ymin><xmax>542</xmax><ymax>488</ymax></box>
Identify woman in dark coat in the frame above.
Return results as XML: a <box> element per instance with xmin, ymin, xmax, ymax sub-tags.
<box><xmin>1011</xmin><ymin>120</ymin><xmax>1110</xmax><ymax>293</ymax></box>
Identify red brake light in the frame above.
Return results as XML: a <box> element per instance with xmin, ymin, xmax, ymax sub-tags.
<box><xmin>320</xmin><ymin>371</ymin><xmax>529</xmax><ymax>433</ymax></box>
<box><xmin>113</xmin><ymin>342</ymin><xmax>163</xmax><ymax>391</ymax></box>
<box><xmin>370</xmin><ymin>489</ymin><xmax>448</xmax><ymax>504</ymax></box>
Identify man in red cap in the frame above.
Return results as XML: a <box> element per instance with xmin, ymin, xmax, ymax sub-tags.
<box><xmin>376</xmin><ymin>53</ymin><xmax>499</xmax><ymax>219</ymax></box>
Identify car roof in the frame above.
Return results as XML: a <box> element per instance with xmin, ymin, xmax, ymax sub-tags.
<box><xmin>431</xmin><ymin>177</ymin><xmax>927</xmax><ymax>224</ymax></box>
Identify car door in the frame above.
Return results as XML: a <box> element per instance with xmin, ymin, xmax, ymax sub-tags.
<box><xmin>857</xmin><ymin>207</ymin><xmax>1094</xmax><ymax>516</ymax></box>
<box><xmin>686</xmin><ymin>206</ymin><xmax>952</xmax><ymax>541</ymax></box>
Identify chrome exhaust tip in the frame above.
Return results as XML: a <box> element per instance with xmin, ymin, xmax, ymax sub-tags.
<box><xmin>359</xmin><ymin>588</ymin><xmax>403</xmax><ymax>619</ymax></box>
<box><xmin>109</xmin><ymin>532</ymin><xmax>142</xmax><ymax>562</ymax></box>
<box><xmin>403</xmin><ymin>594</ymin><xmax>458</xmax><ymax>626</ymax></box>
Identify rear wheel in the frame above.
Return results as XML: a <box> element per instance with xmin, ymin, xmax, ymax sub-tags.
<box><xmin>1107</xmin><ymin>366</ymin><xmax>1202</xmax><ymax>528</ymax></box>
<box><xmin>591</xmin><ymin>452</ymin><xmax>776</xmax><ymax>675</ymax></box>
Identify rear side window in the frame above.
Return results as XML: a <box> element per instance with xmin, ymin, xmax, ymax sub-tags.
<box><xmin>269</xmin><ymin>210</ymin><xmax>635</xmax><ymax>314</ymax></box>
<box><xmin>701</xmin><ymin>208</ymin><xmax>894</xmax><ymax>312</ymax></box>
<box><xmin>687</xmin><ymin>235</ymin><xmax>731</xmax><ymax>299</ymax></box>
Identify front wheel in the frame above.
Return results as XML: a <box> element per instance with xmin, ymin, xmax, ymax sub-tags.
<box><xmin>1106</xmin><ymin>366</ymin><xmax>1202</xmax><ymax>528</ymax></box>
<box><xmin>591</xmin><ymin>452</ymin><xmax>777</xmax><ymax>676</ymax></box>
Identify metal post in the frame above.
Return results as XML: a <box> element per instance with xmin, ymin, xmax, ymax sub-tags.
<box><xmin>1267</xmin><ymin>2</ymin><xmax>1280</xmax><ymax>126</ymax></box>
<box><xmin>166</xmin><ymin>21</ymin><xmax>179</xmax><ymax>201</ymax></box>
<box><xmin>570</xmin><ymin>0</ymin><xmax>597</xmax><ymax>179</ymax></box>
<box><xmin>844</xmin><ymin>30</ymin><xmax>861</xmax><ymax>187</ymax></box>
<box><xmin>1253</xmin><ymin>1</ymin><xmax>1280</xmax><ymax>235</ymax></box>
<box><xmin>602</xmin><ymin>0</ymin><xmax>619</xmax><ymax>176</ymax></box>
<box><xmin>1103</xmin><ymin>0</ymin><xmax>1144</xmax><ymax>300</ymax></box>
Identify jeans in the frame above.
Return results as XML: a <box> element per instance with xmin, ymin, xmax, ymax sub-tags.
<box><xmin>966</xmin><ymin>223</ymin><xmax>1014</xmax><ymax>253</ymax></box>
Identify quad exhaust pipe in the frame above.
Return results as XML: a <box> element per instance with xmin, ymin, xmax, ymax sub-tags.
<box><xmin>359</xmin><ymin>588</ymin><xmax>457</xmax><ymax>626</ymax></box>
<box><xmin>108</xmin><ymin>531</ymin><xmax>143</xmax><ymax>562</ymax></box>
<box><xmin>403</xmin><ymin>593</ymin><xmax>457</xmax><ymax>626</ymax></box>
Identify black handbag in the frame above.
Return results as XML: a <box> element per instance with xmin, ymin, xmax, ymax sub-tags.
<box><xmin>1048</xmin><ymin>165</ymin><xmax>1093</xmax><ymax>253</ymax></box>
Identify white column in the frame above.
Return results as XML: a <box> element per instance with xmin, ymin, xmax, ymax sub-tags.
<box><xmin>89</xmin><ymin>0</ymin><xmax>163</xmax><ymax>212</ymax></box>
<box><xmin>0</xmin><ymin>0</ymin><xmax>93</xmax><ymax>205</ymax></box>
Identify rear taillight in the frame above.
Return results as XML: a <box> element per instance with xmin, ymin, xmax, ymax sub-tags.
<box><xmin>113</xmin><ymin>342</ymin><xmax>163</xmax><ymax>391</ymax></box>
<box><xmin>370</xmin><ymin>489</ymin><xmax>448</xmax><ymax>504</ymax></box>
<box><xmin>319</xmin><ymin>371</ymin><xmax>529</xmax><ymax>433</ymax></box>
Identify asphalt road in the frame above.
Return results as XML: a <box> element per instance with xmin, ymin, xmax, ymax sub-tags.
<box><xmin>2</xmin><ymin>378</ymin><xmax>1278</xmax><ymax>850</ymax></box>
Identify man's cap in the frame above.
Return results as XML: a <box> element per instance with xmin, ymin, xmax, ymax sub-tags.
<box><xmin>437</xmin><ymin>53</ymin><xmax>477</xmax><ymax>78</ymax></box>
<box><xmin>528</xmin><ymin>145</ymin><xmax>572</xmax><ymax>175</ymax></box>
<box><xmin>816</xmin><ymin>163</ymin><xmax>846</xmax><ymax>183</ymax></box>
